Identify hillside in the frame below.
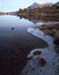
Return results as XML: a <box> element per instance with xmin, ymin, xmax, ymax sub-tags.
<box><xmin>50</xmin><ymin>2</ymin><xmax>59</xmax><ymax>9</ymax></box>
<box><xmin>28</xmin><ymin>2</ymin><xmax>40</xmax><ymax>9</ymax></box>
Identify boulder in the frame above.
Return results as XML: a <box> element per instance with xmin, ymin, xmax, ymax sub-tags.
<box><xmin>11</xmin><ymin>27</ymin><xmax>14</xmax><ymax>30</ymax></box>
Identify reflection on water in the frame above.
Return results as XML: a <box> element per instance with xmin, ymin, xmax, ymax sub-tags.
<box><xmin>18</xmin><ymin>15</ymin><xmax>59</xmax><ymax>24</ymax></box>
<box><xmin>0</xmin><ymin>15</ymin><xmax>59</xmax><ymax>75</ymax></box>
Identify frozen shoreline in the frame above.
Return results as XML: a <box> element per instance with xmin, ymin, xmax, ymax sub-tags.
<box><xmin>21</xmin><ymin>27</ymin><xmax>58</xmax><ymax>75</ymax></box>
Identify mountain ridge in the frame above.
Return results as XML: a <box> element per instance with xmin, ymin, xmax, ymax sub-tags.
<box><xmin>28</xmin><ymin>2</ymin><xmax>53</xmax><ymax>9</ymax></box>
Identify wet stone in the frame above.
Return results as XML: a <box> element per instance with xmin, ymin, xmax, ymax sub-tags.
<box><xmin>34</xmin><ymin>51</ymin><xmax>41</xmax><ymax>55</ymax></box>
<box><xmin>11</xmin><ymin>27</ymin><xmax>14</xmax><ymax>30</ymax></box>
<box><xmin>39</xmin><ymin>58</ymin><xmax>47</xmax><ymax>67</ymax></box>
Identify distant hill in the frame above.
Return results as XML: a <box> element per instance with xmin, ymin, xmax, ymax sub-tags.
<box><xmin>28</xmin><ymin>2</ymin><xmax>40</xmax><ymax>9</ymax></box>
<box><xmin>50</xmin><ymin>2</ymin><xmax>59</xmax><ymax>9</ymax></box>
<box><xmin>41</xmin><ymin>3</ymin><xmax>52</xmax><ymax>8</ymax></box>
<box><xmin>28</xmin><ymin>2</ymin><xmax>52</xmax><ymax>9</ymax></box>
<box><xmin>17</xmin><ymin>1</ymin><xmax>59</xmax><ymax>17</ymax></box>
<box><xmin>0</xmin><ymin>12</ymin><xmax>4</xmax><ymax>14</ymax></box>
<box><xmin>54</xmin><ymin>2</ymin><xmax>59</xmax><ymax>6</ymax></box>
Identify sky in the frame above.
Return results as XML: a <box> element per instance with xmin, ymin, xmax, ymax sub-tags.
<box><xmin>0</xmin><ymin>0</ymin><xmax>59</xmax><ymax>12</ymax></box>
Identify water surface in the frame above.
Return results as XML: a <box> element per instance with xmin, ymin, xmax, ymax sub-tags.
<box><xmin>0</xmin><ymin>15</ymin><xmax>48</xmax><ymax>74</ymax></box>
<box><xmin>0</xmin><ymin>15</ymin><xmax>59</xmax><ymax>75</ymax></box>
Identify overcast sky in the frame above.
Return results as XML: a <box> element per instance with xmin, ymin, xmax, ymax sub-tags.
<box><xmin>0</xmin><ymin>0</ymin><xmax>59</xmax><ymax>12</ymax></box>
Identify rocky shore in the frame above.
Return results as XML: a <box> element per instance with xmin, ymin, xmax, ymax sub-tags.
<box><xmin>20</xmin><ymin>23</ymin><xmax>59</xmax><ymax>75</ymax></box>
<box><xmin>39</xmin><ymin>24</ymin><xmax>59</xmax><ymax>53</ymax></box>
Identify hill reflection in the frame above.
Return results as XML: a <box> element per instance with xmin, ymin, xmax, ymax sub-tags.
<box><xmin>17</xmin><ymin>15</ymin><xmax>59</xmax><ymax>24</ymax></box>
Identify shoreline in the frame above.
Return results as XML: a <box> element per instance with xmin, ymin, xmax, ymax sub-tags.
<box><xmin>21</xmin><ymin>25</ymin><xmax>58</xmax><ymax>75</ymax></box>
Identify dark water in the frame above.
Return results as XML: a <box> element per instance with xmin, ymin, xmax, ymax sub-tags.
<box><xmin>0</xmin><ymin>15</ymin><xmax>48</xmax><ymax>75</ymax></box>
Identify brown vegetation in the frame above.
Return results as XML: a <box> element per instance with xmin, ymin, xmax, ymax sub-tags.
<box><xmin>17</xmin><ymin>7</ymin><xmax>59</xmax><ymax>18</ymax></box>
